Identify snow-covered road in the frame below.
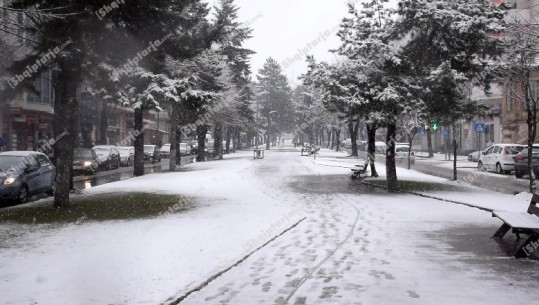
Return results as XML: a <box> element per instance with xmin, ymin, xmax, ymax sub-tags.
<box><xmin>0</xmin><ymin>148</ymin><xmax>538</xmax><ymax>305</ymax></box>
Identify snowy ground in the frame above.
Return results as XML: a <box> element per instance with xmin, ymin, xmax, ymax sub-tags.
<box><xmin>0</xmin><ymin>148</ymin><xmax>538</xmax><ymax>305</ymax></box>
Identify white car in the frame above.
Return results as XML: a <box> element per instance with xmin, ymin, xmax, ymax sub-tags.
<box><xmin>160</xmin><ymin>143</ymin><xmax>171</xmax><ymax>158</ymax></box>
<box><xmin>478</xmin><ymin>144</ymin><xmax>526</xmax><ymax>174</ymax></box>
<box><xmin>395</xmin><ymin>144</ymin><xmax>415</xmax><ymax>164</ymax></box>
<box><xmin>468</xmin><ymin>150</ymin><xmax>484</xmax><ymax>162</ymax></box>
<box><xmin>180</xmin><ymin>143</ymin><xmax>191</xmax><ymax>156</ymax></box>
<box><xmin>117</xmin><ymin>146</ymin><xmax>134</xmax><ymax>167</ymax></box>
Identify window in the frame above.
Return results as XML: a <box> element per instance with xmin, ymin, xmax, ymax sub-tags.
<box><xmin>485</xmin><ymin>146</ymin><xmax>495</xmax><ymax>155</ymax></box>
<box><xmin>27</xmin><ymin>71</ymin><xmax>53</xmax><ymax>105</ymax></box>
<box><xmin>530</xmin><ymin>81</ymin><xmax>539</xmax><ymax>102</ymax></box>
<box><xmin>36</xmin><ymin>155</ymin><xmax>51</xmax><ymax>167</ymax></box>
<box><xmin>506</xmin><ymin>84</ymin><xmax>514</xmax><ymax>112</ymax></box>
<box><xmin>493</xmin><ymin>146</ymin><xmax>501</xmax><ymax>154</ymax></box>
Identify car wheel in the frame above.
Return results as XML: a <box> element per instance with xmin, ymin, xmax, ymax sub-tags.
<box><xmin>17</xmin><ymin>184</ymin><xmax>29</xmax><ymax>204</ymax></box>
<box><xmin>478</xmin><ymin>161</ymin><xmax>485</xmax><ymax>171</ymax></box>
<box><xmin>496</xmin><ymin>163</ymin><xmax>503</xmax><ymax>175</ymax></box>
<box><xmin>515</xmin><ymin>171</ymin><xmax>524</xmax><ymax>179</ymax></box>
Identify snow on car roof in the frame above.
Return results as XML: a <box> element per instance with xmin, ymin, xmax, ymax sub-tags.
<box><xmin>0</xmin><ymin>151</ymin><xmax>47</xmax><ymax>157</ymax></box>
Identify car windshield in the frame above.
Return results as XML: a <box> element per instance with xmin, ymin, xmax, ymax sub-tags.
<box><xmin>93</xmin><ymin>148</ymin><xmax>110</xmax><ymax>156</ymax></box>
<box><xmin>395</xmin><ymin>146</ymin><xmax>410</xmax><ymax>152</ymax></box>
<box><xmin>74</xmin><ymin>149</ymin><xmax>93</xmax><ymax>158</ymax></box>
<box><xmin>0</xmin><ymin>156</ymin><xmax>25</xmax><ymax>170</ymax></box>
<box><xmin>144</xmin><ymin>146</ymin><xmax>154</xmax><ymax>152</ymax></box>
<box><xmin>506</xmin><ymin>146</ymin><xmax>525</xmax><ymax>154</ymax></box>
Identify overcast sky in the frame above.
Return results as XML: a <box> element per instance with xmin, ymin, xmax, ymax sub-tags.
<box><xmin>206</xmin><ymin>0</ymin><xmax>360</xmax><ymax>87</ymax></box>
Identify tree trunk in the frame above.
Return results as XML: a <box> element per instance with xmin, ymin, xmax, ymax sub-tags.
<box><xmin>407</xmin><ymin>133</ymin><xmax>414</xmax><ymax>170</ymax></box>
<box><xmin>169</xmin><ymin>103</ymin><xmax>178</xmax><ymax>172</ymax></box>
<box><xmin>133</xmin><ymin>108</ymin><xmax>145</xmax><ymax>177</ymax></box>
<box><xmin>214</xmin><ymin>121</ymin><xmax>223</xmax><ymax>160</ymax></box>
<box><xmin>349</xmin><ymin>120</ymin><xmax>358</xmax><ymax>157</ymax></box>
<box><xmin>367</xmin><ymin>123</ymin><xmax>378</xmax><ymax>177</ymax></box>
<box><xmin>526</xmin><ymin>81</ymin><xmax>537</xmax><ymax>193</ymax></box>
<box><xmin>225</xmin><ymin>128</ymin><xmax>232</xmax><ymax>154</ymax></box>
<box><xmin>53</xmin><ymin>72</ymin><xmax>79</xmax><ymax>208</ymax></box>
<box><xmin>386</xmin><ymin>122</ymin><xmax>399</xmax><ymax>193</ymax></box>
<box><xmin>197</xmin><ymin>125</ymin><xmax>208</xmax><ymax>162</ymax></box>
<box><xmin>99</xmin><ymin>102</ymin><xmax>108</xmax><ymax>145</ymax></box>
<box><xmin>236</xmin><ymin>130</ymin><xmax>241</xmax><ymax>151</ymax></box>
<box><xmin>327</xmin><ymin>129</ymin><xmax>332</xmax><ymax>149</ymax></box>
<box><xmin>335</xmin><ymin>128</ymin><xmax>341</xmax><ymax>152</ymax></box>
<box><xmin>452</xmin><ymin>125</ymin><xmax>458</xmax><ymax>181</ymax></box>
<box><xmin>176</xmin><ymin>126</ymin><xmax>182</xmax><ymax>165</ymax></box>
<box><xmin>427</xmin><ymin>119</ymin><xmax>434</xmax><ymax>157</ymax></box>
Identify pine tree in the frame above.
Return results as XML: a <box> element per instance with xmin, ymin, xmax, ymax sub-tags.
<box><xmin>256</xmin><ymin>58</ymin><xmax>295</xmax><ymax>149</ymax></box>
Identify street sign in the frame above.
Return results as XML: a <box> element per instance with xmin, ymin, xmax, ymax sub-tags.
<box><xmin>442</xmin><ymin>129</ymin><xmax>449</xmax><ymax>137</ymax></box>
<box><xmin>419</xmin><ymin>129</ymin><xmax>426</xmax><ymax>137</ymax></box>
<box><xmin>474</xmin><ymin>123</ymin><xmax>486</xmax><ymax>133</ymax></box>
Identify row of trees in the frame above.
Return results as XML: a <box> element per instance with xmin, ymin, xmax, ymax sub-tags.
<box><xmin>1</xmin><ymin>0</ymin><xmax>256</xmax><ymax>207</ymax></box>
<box><xmin>302</xmin><ymin>0</ymin><xmax>508</xmax><ymax>192</ymax></box>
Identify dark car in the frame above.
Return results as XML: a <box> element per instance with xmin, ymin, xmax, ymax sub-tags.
<box><xmin>73</xmin><ymin>148</ymin><xmax>99</xmax><ymax>175</ymax></box>
<box><xmin>144</xmin><ymin>145</ymin><xmax>161</xmax><ymax>163</ymax></box>
<box><xmin>0</xmin><ymin>151</ymin><xmax>56</xmax><ymax>203</ymax></box>
<box><xmin>513</xmin><ymin>146</ymin><xmax>539</xmax><ymax>178</ymax></box>
<box><xmin>92</xmin><ymin>145</ymin><xmax>121</xmax><ymax>170</ymax></box>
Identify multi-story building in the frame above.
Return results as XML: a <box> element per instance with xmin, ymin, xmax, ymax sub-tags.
<box><xmin>498</xmin><ymin>0</ymin><xmax>539</xmax><ymax>143</ymax></box>
<box><xmin>1</xmin><ymin>0</ymin><xmax>55</xmax><ymax>151</ymax></box>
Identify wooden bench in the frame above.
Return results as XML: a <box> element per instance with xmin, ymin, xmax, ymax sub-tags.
<box><xmin>351</xmin><ymin>160</ymin><xmax>369</xmax><ymax>180</ymax></box>
<box><xmin>492</xmin><ymin>194</ymin><xmax>539</xmax><ymax>258</ymax></box>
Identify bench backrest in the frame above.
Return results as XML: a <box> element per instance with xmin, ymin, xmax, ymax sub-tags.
<box><xmin>528</xmin><ymin>194</ymin><xmax>539</xmax><ymax>217</ymax></box>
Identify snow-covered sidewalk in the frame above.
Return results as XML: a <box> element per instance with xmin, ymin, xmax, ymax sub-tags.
<box><xmin>311</xmin><ymin>149</ymin><xmax>532</xmax><ymax>213</ymax></box>
<box><xmin>0</xmin><ymin>148</ymin><xmax>537</xmax><ymax>305</ymax></box>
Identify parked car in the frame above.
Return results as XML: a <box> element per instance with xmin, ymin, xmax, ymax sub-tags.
<box><xmin>513</xmin><ymin>146</ymin><xmax>539</xmax><ymax>178</ymax></box>
<box><xmin>342</xmin><ymin>138</ymin><xmax>352</xmax><ymax>149</ymax></box>
<box><xmin>180</xmin><ymin>143</ymin><xmax>191</xmax><ymax>156</ymax></box>
<box><xmin>92</xmin><ymin>145</ymin><xmax>121</xmax><ymax>170</ymax></box>
<box><xmin>191</xmin><ymin>142</ymin><xmax>199</xmax><ymax>155</ymax></box>
<box><xmin>375</xmin><ymin>141</ymin><xmax>387</xmax><ymax>154</ymax></box>
<box><xmin>468</xmin><ymin>150</ymin><xmax>484</xmax><ymax>162</ymax></box>
<box><xmin>160</xmin><ymin>144</ymin><xmax>171</xmax><ymax>158</ymax></box>
<box><xmin>0</xmin><ymin>151</ymin><xmax>56</xmax><ymax>203</ymax></box>
<box><xmin>478</xmin><ymin>144</ymin><xmax>526</xmax><ymax>174</ymax></box>
<box><xmin>117</xmin><ymin>146</ymin><xmax>135</xmax><ymax>166</ymax></box>
<box><xmin>206</xmin><ymin>141</ymin><xmax>215</xmax><ymax>155</ymax></box>
<box><xmin>144</xmin><ymin>145</ymin><xmax>161</xmax><ymax>163</ymax></box>
<box><xmin>395</xmin><ymin>144</ymin><xmax>415</xmax><ymax>164</ymax></box>
<box><xmin>73</xmin><ymin>148</ymin><xmax>99</xmax><ymax>175</ymax></box>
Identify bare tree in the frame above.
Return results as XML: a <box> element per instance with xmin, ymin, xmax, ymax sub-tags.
<box><xmin>498</xmin><ymin>21</ymin><xmax>539</xmax><ymax>193</ymax></box>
